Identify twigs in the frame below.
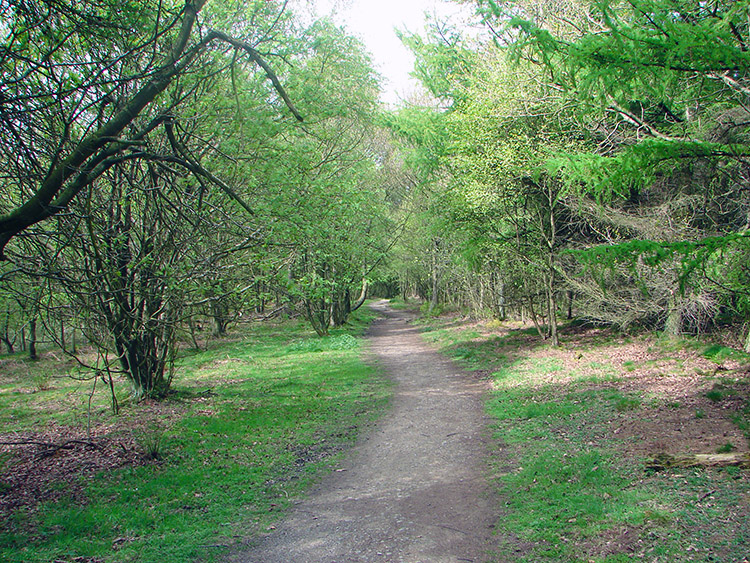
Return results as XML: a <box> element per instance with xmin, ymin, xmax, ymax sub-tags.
<box><xmin>0</xmin><ymin>439</ymin><xmax>102</xmax><ymax>460</ymax></box>
<box><xmin>646</xmin><ymin>452</ymin><xmax>750</xmax><ymax>471</ymax></box>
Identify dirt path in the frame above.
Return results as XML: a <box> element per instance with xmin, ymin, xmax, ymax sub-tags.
<box><xmin>230</xmin><ymin>300</ymin><xmax>496</xmax><ymax>563</ymax></box>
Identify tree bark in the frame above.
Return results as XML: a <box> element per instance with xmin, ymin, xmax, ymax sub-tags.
<box><xmin>495</xmin><ymin>274</ymin><xmax>506</xmax><ymax>320</ymax></box>
<box><xmin>350</xmin><ymin>278</ymin><xmax>368</xmax><ymax>312</ymax></box>
<box><xmin>429</xmin><ymin>239</ymin><xmax>439</xmax><ymax>314</ymax></box>
<box><xmin>0</xmin><ymin>0</ymin><xmax>304</xmax><ymax>259</ymax></box>
<box><xmin>665</xmin><ymin>292</ymin><xmax>682</xmax><ymax>337</ymax></box>
<box><xmin>28</xmin><ymin>317</ymin><xmax>37</xmax><ymax>360</ymax></box>
<box><xmin>1</xmin><ymin>305</ymin><xmax>13</xmax><ymax>354</ymax></box>
<box><xmin>567</xmin><ymin>290</ymin><xmax>574</xmax><ymax>320</ymax></box>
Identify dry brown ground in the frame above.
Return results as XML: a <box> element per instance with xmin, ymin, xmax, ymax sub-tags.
<box><xmin>459</xmin><ymin>319</ymin><xmax>750</xmax><ymax>460</ymax></box>
<box><xmin>0</xmin><ymin>396</ymin><xmax>188</xmax><ymax>520</ymax></box>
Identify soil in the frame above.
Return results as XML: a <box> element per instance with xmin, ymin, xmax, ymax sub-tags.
<box><xmin>0</xmin><ymin>401</ymin><xmax>187</xmax><ymax>519</ymax></box>
<box><xmin>228</xmin><ymin>300</ymin><xmax>497</xmax><ymax>563</ymax></box>
<box><xmin>461</xmin><ymin>319</ymin><xmax>750</xmax><ymax>459</ymax></box>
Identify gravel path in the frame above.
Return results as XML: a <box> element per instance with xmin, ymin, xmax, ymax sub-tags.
<box><xmin>231</xmin><ymin>300</ymin><xmax>496</xmax><ymax>563</ymax></box>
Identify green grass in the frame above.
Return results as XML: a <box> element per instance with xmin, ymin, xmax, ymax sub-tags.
<box><xmin>386</xmin><ymin>297</ymin><xmax>420</xmax><ymax>311</ymax></box>
<box><xmin>417</xmin><ymin>315</ymin><xmax>750</xmax><ymax>563</ymax></box>
<box><xmin>702</xmin><ymin>344</ymin><xmax>743</xmax><ymax>363</ymax></box>
<box><xmin>0</xmin><ymin>307</ymin><xmax>390</xmax><ymax>563</ymax></box>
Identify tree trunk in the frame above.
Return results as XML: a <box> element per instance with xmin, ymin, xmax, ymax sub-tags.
<box><xmin>665</xmin><ymin>292</ymin><xmax>682</xmax><ymax>337</ymax></box>
<box><xmin>211</xmin><ymin>299</ymin><xmax>228</xmax><ymax>337</ymax></box>
<box><xmin>546</xmin><ymin>263</ymin><xmax>559</xmax><ymax>346</ymax></box>
<box><xmin>28</xmin><ymin>317</ymin><xmax>38</xmax><ymax>360</ymax></box>
<box><xmin>646</xmin><ymin>452</ymin><xmax>750</xmax><ymax>471</ymax></box>
<box><xmin>2</xmin><ymin>305</ymin><xmax>14</xmax><ymax>354</ymax></box>
<box><xmin>548</xmin><ymin>289</ymin><xmax>559</xmax><ymax>346</ymax></box>
<box><xmin>117</xmin><ymin>334</ymin><xmax>171</xmax><ymax>400</ymax></box>
<box><xmin>350</xmin><ymin>278</ymin><xmax>368</xmax><ymax>312</ymax></box>
<box><xmin>188</xmin><ymin>317</ymin><xmax>203</xmax><ymax>351</ymax></box>
<box><xmin>567</xmin><ymin>290</ymin><xmax>573</xmax><ymax>320</ymax></box>
<box><xmin>496</xmin><ymin>274</ymin><xmax>506</xmax><ymax>321</ymax></box>
<box><xmin>331</xmin><ymin>288</ymin><xmax>351</xmax><ymax>327</ymax></box>
<box><xmin>305</xmin><ymin>299</ymin><xmax>330</xmax><ymax>336</ymax></box>
<box><xmin>429</xmin><ymin>242</ymin><xmax>439</xmax><ymax>314</ymax></box>
<box><xmin>527</xmin><ymin>297</ymin><xmax>545</xmax><ymax>340</ymax></box>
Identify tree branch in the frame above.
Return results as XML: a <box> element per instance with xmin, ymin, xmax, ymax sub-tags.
<box><xmin>607</xmin><ymin>98</ymin><xmax>683</xmax><ymax>142</ymax></box>
<box><xmin>207</xmin><ymin>29</ymin><xmax>304</xmax><ymax>122</ymax></box>
<box><xmin>0</xmin><ymin>0</ymin><xmax>303</xmax><ymax>259</ymax></box>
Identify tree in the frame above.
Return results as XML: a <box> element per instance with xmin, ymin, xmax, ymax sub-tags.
<box><xmin>465</xmin><ymin>0</ymin><xmax>750</xmax><ymax>336</ymax></box>
<box><xmin>0</xmin><ymin>2</ymin><xmax>390</xmax><ymax>396</ymax></box>
<box><xmin>247</xmin><ymin>20</ymin><xmax>388</xmax><ymax>335</ymax></box>
<box><xmin>0</xmin><ymin>0</ymin><xmax>302</xmax><ymax>260</ymax></box>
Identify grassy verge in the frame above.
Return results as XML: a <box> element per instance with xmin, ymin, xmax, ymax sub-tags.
<box><xmin>0</xmin><ymin>307</ymin><xmax>389</xmax><ymax>563</ymax></box>
<box><xmin>418</xmin><ymin>315</ymin><xmax>750</xmax><ymax>563</ymax></box>
<box><xmin>385</xmin><ymin>296</ymin><xmax>421</xmax><ymax>311</ymax></box>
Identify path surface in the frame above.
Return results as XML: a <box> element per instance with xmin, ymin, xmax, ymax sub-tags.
<box><xmin>232</xmin><ymin>301</ymin><xmax>495</xmax><ymax>563</ymax></box>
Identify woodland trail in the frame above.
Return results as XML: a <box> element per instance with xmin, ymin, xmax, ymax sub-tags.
<box><xmin>230</xmin><ymin>300</ymin><xmax>496</xmax><ymax>563</ymax></box>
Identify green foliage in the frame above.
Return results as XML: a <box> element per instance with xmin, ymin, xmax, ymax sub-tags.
<box><xmin>287</xmin><ymin>334</ymin><xmax>358</xmax><ymax>353</ymax></box>
<box><xmin>716</xmin><ymin>441</ymin><xmax>736</xmax><ymax>453</ymax></box>
<box><xmin>453</xmin><ymin>0</ymin><xmax>750</xmax><ymax>332</ymax></box>
<box><xmin>549</xmin><ymin>140</ymin><xmax>750</xmax><ymax>199</ymax></box>
<box><xmin>702</xmin><ymin>344</ymin><xmax>737</xmax><ymax>363</ymax></box>
<box><xmin>135</xmin><ymin>425</ymin><xmax>166</xmax><ymax>461</ymax></box>
<box><xmin>398</xmin><ymin>22</ymin><xmax>474</xmax><ymax>103</ymax></box>
<box><xmin>705</xmin><ymin>385</ymin><xmax>727</xmax><ymax>402</ymax></box>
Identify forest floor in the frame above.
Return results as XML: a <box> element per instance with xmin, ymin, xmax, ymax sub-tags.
<box><xmin>233</xmin><ymin>301</ymin><xmax>750</xmax><ymax>562</ymax></box>
<box><xmin>419</xmin><ymin>309</ymin><xmax>750</xmax><ymax>562</ymax></box>
<box><xmin>1</xmin><ymin>302</ymin><xmax>749</xmax><ymax>562</ymax></box>
<box><xmin>0</xmin><ymin>311</ymin><xmax>391</xmax><ymax>563</ymax></box>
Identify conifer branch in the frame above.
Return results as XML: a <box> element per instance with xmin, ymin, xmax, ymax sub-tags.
<box><xmin>709</xmin><ymin>72</ymin><xmax>750</xmax><ymax>98</ymax></box>
<box><xmin>607</xmin><ymin>99</ymin><xmax>683</xmax><ymax>142</ymax></box>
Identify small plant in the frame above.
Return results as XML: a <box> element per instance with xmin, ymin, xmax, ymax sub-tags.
<box><xmin>623</xmin><ymin>360</ymin><xmax>637</xmax><ymax>372</ymax></box>
<box><xmin>716</xmin><ymin>442</ymin><xmax>736</xmax><ymax>454</ymax></box>
<box><xmin>666</xmin><ymin>401</ymin><xmax>681</xmax><ymax>409</ymax></box>
<box><xmin>705</xmin><ymin>386</ymin><xmax>725</xmax><ymax>402</ymax></box>
<box><xmin>485</xmin><ymin>318</ymin><xmax>505</xmax><ymax>330</ymax></box>
<box><xmin>419</xmin><ymin>302</ymin><xmax>443</xmax><ymax>317</ymax></box>
<box><xmin>136</xmin><ymin>426</ymin><xmax>166</xmax><ymax>461</ymax></box>
<box><xmin>31</xmin><ymin>371</ymin><xmax>52</xmax><ymax>392</ymax></box>
<box><xmin>615</xmin><ymin>397</ymin><xmax>641</xmax><ymax>411</ymax></box>
<box><xmin>695</xmin><ymin>409</ymin><xmax>706</xmax><ymax>419</ymax></box>
<box><xmin>607</xmin><ymin>391</ymin><xmax>641</xmax><ymax>411</ymax></box>
<box><xmin>702</xmin><ymin>344</ymin><xmax>734</xmax><ymax>363</ymax></box>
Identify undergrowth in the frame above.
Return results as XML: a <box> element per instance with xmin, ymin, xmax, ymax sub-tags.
<box><xmin>0</xmin><ymin>306</ymin><xmax>389</xmax><ymax>563</ymax></box>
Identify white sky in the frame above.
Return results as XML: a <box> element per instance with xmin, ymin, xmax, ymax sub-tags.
<box><xmin>308</xmin><ymin>0</ymin><xmax>476</xmax><ymax>106</ymax></box>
